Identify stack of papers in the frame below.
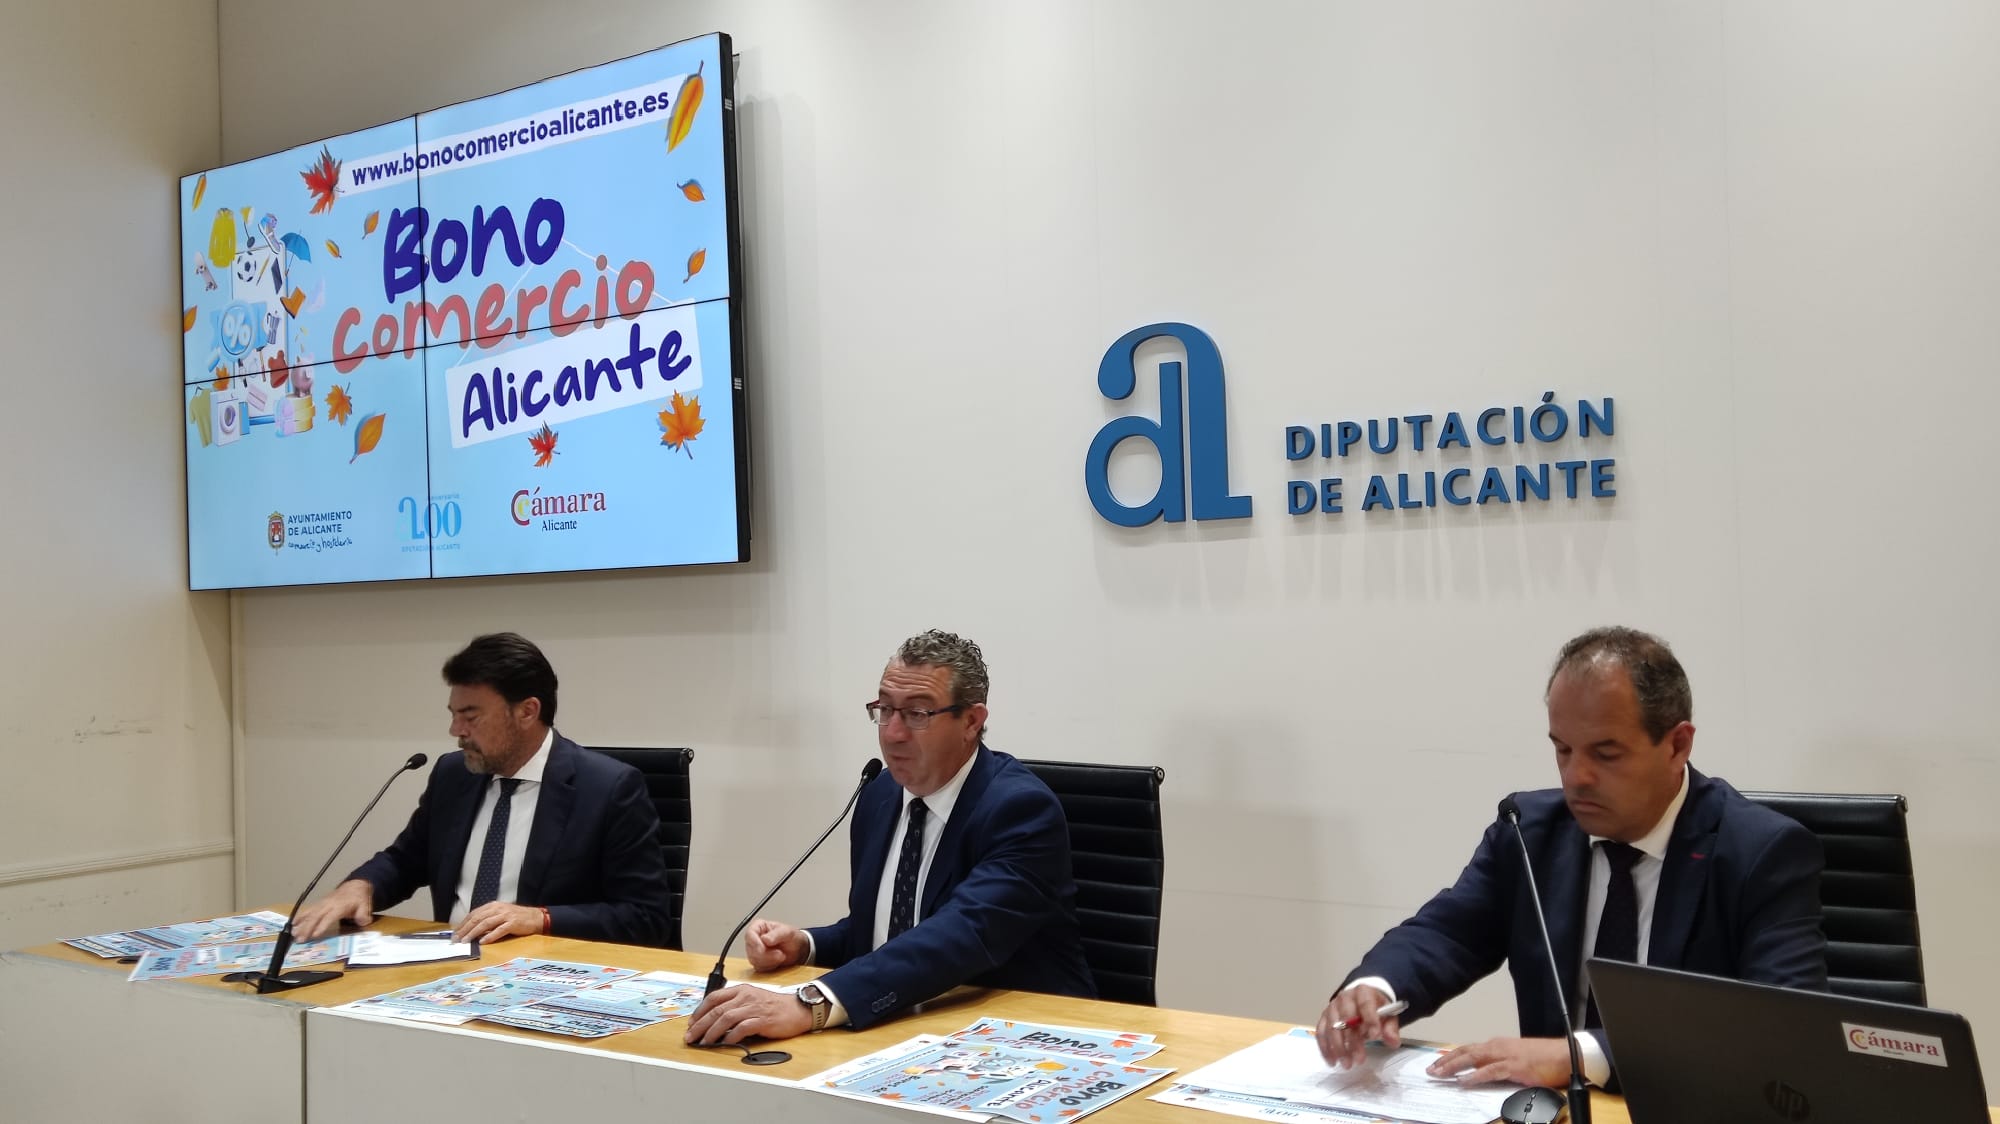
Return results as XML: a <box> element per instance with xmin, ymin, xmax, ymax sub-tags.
<box><xmin>1152</xmin><ymin>1029</ymin><xmax>1521</xmax><ymax>1124</ymax></box>
<box><xmin>65</xmin><ymin>911</ymin><xmax>290</xmax><ymax>959</ymax></box>
<box><xmin>128</xmin><ymin>936</ymin><xmax>351</xmax><ymax>982</ymax></box>
<box><xmin>346</xmin><ymin>931</ymin><xmax>479</xmax><ymax>968</ymax></box>
<box><xmin>805</xmin><ymin>1018</ymin><xmax>1174</xmax><ymax>1123</ymax></box>
<box><xmin>479</xmin><ymin>970</ymin><xmax>710</xmax><ymax>1038</ymax></box>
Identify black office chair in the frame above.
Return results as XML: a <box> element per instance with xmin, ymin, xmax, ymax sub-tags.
<box><xmin>589</xmin><ymin>746</ymin><xmax>694</xmax><ymax>951</ymax></box>
<box><xmin>1741</xmin><ymin>791</ymin><xmax>1924</xmax><ymax>1005</ymax></box>
<box><xmin>1018</xmin><ymin>759</ymin><xmax>1166</xmax><ymax>1006</ymax></box>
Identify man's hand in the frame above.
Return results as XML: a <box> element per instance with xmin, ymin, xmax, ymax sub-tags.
<box><xmin>293</xmin><ymin>879</ymin><xmax>375</xmax><ymax>941</ymax></box>
<box><xmin>684</xmin><ymin>984</ymin><xmax>812</xmax><ymax>1046</ymax></box>
<box><xmin>1427</xmin><ymin>1036</ymin><xmax>1573</xmax><ymax>1086</ymax></box>
<box><xmin>1315</xmin><ymin>984</ymin><xmax>1402</xmax><ymax>1069</ymax></box>
<box><xmin>452</xmin><ymin>902</ymin><xmax>545</xmax><ymax>944</ymax></box>
<box><xmin>744</xmin><ymin>919</ymin><xmax>807</xmax><ymax>972</ymax></box>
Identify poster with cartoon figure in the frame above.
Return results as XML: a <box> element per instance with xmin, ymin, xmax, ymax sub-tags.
<box><xmin>181</xmin><ymin>32</ymin><xmax>744</xmax><ymax>589</ymax></box>
<box><xmin>336</xmin><ymin>957</ymin><xmax>634</xmax><ymax>1025</ymax></box>
<box><xmin>477</xmin><ymin>969</ymin><xmax>708</xmax><ymax>1038</ymax></box>
<box><xmin>128</xmin><ymin>936</ymin><xmax>351</xmax><ymax>982</ymax></box>
<box><xmin>814</xmin><ymin>1037</ymin><xmax>1175</xmax><ymax>1123</ymax></box>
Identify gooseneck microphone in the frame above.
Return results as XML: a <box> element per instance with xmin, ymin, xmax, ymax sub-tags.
<box><xmin>705</xmin><ymin>758</ymin><xmax>883</xmax><ymax>997</ymax></box>
<box><xmin>1498</xmin><ymin>795</ymin><xmax>1592</xmax><ymax>1124</ymax></box>
<box><xmin>225</xmin><ymin>752</ymin><xmax>428</xmax><ymax>994</ymax></box>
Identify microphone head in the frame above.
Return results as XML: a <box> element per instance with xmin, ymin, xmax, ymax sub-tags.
<box><xmin>405</xmin><ymin>752</ymin><xmax>429</xmax><ymax>770</ymax></box>
<box><xmin>861</xmin><ymin>758</ymin><xmax>884</xmax><ymax>782</ymax></box>
<box><xmin>1497</xmin><ymin>794</ymin><xmax>1522</xmax><ymax>823</ymax></box>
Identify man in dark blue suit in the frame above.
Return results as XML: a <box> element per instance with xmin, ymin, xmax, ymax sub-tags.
<box><xmin>294</xmin><ymin>633</ymin><xmax>670</xmax><ymax>947</ymax></box>
<box><xmin>1317</xmin><ymin>627</ymin><xmax>1826</xmax><ymax>1089</ymax></box>
<box><xmin>685</xmin><ymin>630</ymin><xmax>1093</xmax><ymax>1045</ymax></box>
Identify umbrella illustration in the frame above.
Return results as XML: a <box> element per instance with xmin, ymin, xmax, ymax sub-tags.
<box><xmin>280</xmin><ymin>231</ymin><xmax>313</xmax><ymax>265</ymax></box>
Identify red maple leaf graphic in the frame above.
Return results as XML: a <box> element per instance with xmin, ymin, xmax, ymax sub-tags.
<box><xmin>301</xmin><ymin>145</ymin><xmax>341</xmax><ymax>215</ymax></box>
<box><xmin>528</xmin><ymin>423</ymin><xmax>559</xmax><ymax>467</ymax></box>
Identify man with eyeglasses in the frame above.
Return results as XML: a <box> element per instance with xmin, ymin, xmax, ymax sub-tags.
<box><xmin>685</xmin><ymin>629</ymin><xmax>1095</xmax><ymax>1046</ymax></box>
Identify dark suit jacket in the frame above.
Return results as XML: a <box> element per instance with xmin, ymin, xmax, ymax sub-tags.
<box><xmin>1348</xmin><ymin>768</ymin><xmax>1826</xmax><ymax>1067</ymax></box>
<box><xmin>347</xmin><ymin>734</ymin><xmax>671</xmax><ymax>946</ymax></box>
<box><xmin>805</xmin><ymin>745</ymin><xmax>1097</xmax><ymax>1028</ymax></box>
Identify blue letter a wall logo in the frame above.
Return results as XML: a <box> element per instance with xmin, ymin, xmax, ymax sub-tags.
<box><xmin>1084</xmin><ymin>322</ymin><xmax>1252</xmax><ymax>526</ymax></box>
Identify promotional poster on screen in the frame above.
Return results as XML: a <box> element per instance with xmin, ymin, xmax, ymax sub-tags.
<box><xmin>337</xmin><ymin>958</ymin><xmax>635</xmax><ymax>1025</ymax></box>
<box><xmin>475</xmin><ymin>968</ymin><xmax>708</xmax><ymax>1038</ymax></box>
<box><xmin>179</xmin><ymin>32</ymin><xmax>746</xmax><ymax>589</ymax></box>
<box><xmin>127</xmin><ymin>936</ymin><xmax>352</xmax><ymax>982</ymax></box>
<box><xmin>64</xmin><ymin>910</ymin><xmax>290</xmax><ymax>958</ymax></box>
<box><xmin>808</xmin><ymin>1031</ymin><xmax>1174</xmax><ymax>1123</ymax></box>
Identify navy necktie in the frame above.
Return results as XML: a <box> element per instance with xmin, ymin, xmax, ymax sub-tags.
<box><xmin>1584</xmin><ymin>840</ymin><xmax>1643</xmax><ymax>1028</ymax></box>
<box><xmin>469</xmin><ymin>777</ymin><xmax>521</xmax><ymax>910</ymax></box>
<box><xmin>886</xmin><ymin>798</ymin><xmax>929</xmax><ymax>940</ymax></box>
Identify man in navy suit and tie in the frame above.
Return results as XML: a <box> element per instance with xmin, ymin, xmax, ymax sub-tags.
<box><xmin>685</xmin><ymin>629</ymin><xmax>1094</xmax><ymax>1045</ymax></box>
<box><xmin>294</xmin><ymin>633</ymin><xmax>671</xmax><ymax>947</ymax></box>
<box><xmin>1317</xmin><ymin>627</ymin><xmax>1827</xmax><ymax>1089</ymax></box>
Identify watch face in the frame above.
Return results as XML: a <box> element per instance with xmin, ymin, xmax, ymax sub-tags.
<box><xmin>798</xmin><ymin>983</ymin><xmax>825</xmax><ymax>1004</ymax></box>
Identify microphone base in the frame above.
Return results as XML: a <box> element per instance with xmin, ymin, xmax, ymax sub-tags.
<box><xmin>1568</xmin><ymin>1072</ymin><xmax>1592</xmax><ymax>1124</ymax></box>
<box><xmin>221</xmin><ymin>969</ymin><xmax>345</xmax><ymax>994</ymax></box>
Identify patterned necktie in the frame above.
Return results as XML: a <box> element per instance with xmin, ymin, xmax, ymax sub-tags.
<box><xmin>469</xmin><ymin>777</ymin><xmax>521</xmax><ymax>910</ymax></box>
<box><xmin>1584</xmin><ymin>840</ymin><xmax>1644</xmax><ymax>1028</ymax></box>
<box><xmin>886</xmin><ymin>798</ymin><xmax>930</xmax><ymax>941</ymax></box>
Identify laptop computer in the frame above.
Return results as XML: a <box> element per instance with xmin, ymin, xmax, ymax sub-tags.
<box><xmin>1588</xmin><ymin>959</ymin><xmax>1989</xmax><ymax>1124</ymax></box>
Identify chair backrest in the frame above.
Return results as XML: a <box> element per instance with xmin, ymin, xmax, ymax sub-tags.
<box><xmin>1017</xmin><ymin>758</ymin><xmax>1166</xmax><ymax>1006</ymax></box>
<box><xmin>1740</xmin><ymin>790</ymin><xmax>1924</xmax><ymax>1005</ymax></box>
<box><xmin>589</xmin><ymin>747</ymin><xmax>694</xmax><ymax>951</ymax></box>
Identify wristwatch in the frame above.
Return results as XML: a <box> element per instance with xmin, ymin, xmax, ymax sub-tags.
<box><xmin>797</xmin><ymin>982</ymin><xmax>830</xmax><ymax>1032</ymax></box>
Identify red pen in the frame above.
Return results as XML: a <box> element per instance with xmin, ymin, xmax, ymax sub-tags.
<box><xmin>1327</xmin><ymin>999</ymin><xmax>1409</xmax><ymax>1031</ymax></box>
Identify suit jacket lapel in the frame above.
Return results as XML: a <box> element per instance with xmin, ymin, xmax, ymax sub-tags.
<box><xmin>517</xmin><ymin>736</ymin><xmax>577</xmax><ymax>903</ymax></box>
<box><xmin>1649</xmin><ymin>767</ymin><xmax>1718</xmax><ymax>968</ymax></box>
<box><xmin>1543</xmin><ymin>815</ymin><xmax>1593</xmax><ymax>1018</ymax></box>
<box><xmin>920</xmin><ymin>746</ymin><xmax>994</xmax><ymax>918</ymax></box>
<box><xmin>434</xmin><ymin>767</ymin><xmax>486</xmax><ymax>900</ymax></box>
<box><xmin>848</xmin><ymin>779</ymin><xmax>901</xmax><ymax>945</ymax></box>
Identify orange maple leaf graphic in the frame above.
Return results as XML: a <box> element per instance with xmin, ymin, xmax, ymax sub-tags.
<box><xmin>301</xmin><ymin>145</ymin><xmax>341</xmax><ymax>215</ymax></box>
<box><xmin>528</xmin><ymin>423</ymin><xmax>559</xmax><ymax>467</ymax></box>
<box><xmin>656</xmin><ymin>391</ymin><xmax>704</xmax><ymax>458</ymax></box>
<box><xmin>325</xmin><ymin>384</ymin><xmax>354</xmax><ymax>425</ymax></box>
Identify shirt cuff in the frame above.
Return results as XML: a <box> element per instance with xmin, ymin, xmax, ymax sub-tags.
<box><xmin>1575</xmin><ymin>1031</ymin><xmax>1611</xmax><ymax>1088</ymax></box>
<box><xmin>817</xmin><ymin>982</ymin><xmax>851</xmax><ymax>1029</ymax></box>
<box><xmin>801</xmin><ymin>929</ymin><xmax>816</xmax><ymax>967</ymax></box>
<box><xmin>1342</xmin><ymin>976</ymin><xmax>1399</xmax><ymax>1005</ymax></box>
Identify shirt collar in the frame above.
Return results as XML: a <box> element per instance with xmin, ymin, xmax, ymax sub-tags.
<box><xmin>1589</xmin><ymin>762</ymin><xmax>1689</xmax><ymax>861</ymax></box>
<box><xmin>501</xmin><ymin>728</ymin><xmax>555</xmax><ymax>784</ymax></box>
<box><xmin>902</xmin><ymin>745</ymin><xmax>980</xmax><ymax>826</ymax></box>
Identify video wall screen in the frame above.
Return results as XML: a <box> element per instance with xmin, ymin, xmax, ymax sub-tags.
<box><xmin>180</xmin><ymin>33</ymin><xmax>747</xmax><ymax>589</ymax></box>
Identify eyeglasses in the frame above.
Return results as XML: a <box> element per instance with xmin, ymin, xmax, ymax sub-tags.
<box><xmin>863</xmin><ymin>701</ymin><xmax>967</xmax><ymax>730</ymax></box>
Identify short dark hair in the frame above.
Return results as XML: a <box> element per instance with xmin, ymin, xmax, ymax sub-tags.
<box><xmin>442</xmin><ymin>633</ymin><xmax>559</xmax><ymax>727</ymax></box>
<box><xmin>1547</xmin><ymin>626</ymin><xmax>1691</xmax><ymax>742</ymax></box>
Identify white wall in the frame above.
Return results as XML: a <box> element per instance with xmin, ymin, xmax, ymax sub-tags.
<box><xmin>0</xmin><ymin>0</ymin><xmax>234</xmax><ymax>948</ymax></box>
<box><xmin>218</xmin><ymin>0</ymin><xmax>2000</xmax><ymax>1085</ymax></box>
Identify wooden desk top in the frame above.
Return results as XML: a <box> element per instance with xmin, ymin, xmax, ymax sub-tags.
<box><xmin>18</xmin><ymin>916</ymin><xmax>1999</xmax><ymax>1123</ymax></box>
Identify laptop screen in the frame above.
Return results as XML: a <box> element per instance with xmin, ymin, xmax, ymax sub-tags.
<box><xmin>1588</xmin><ymin>959</ymin><xmax>1988</xmax><ymax>1124</ymax></box>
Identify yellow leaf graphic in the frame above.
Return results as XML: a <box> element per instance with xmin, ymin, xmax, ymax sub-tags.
<box><xmin>182</xmin><ymin>306</ymin><xmax>198</xmax><ymax>333</ymax></box>
<box><xmin>350</xmin><ymin>412</ymin><xmax>384</xmax><ymax>463</ymax></box>
<box><xmin>665</xmin><ymin>61</ymin><xmax>704</xmax><ymax>152</ymax></box>
<box><xmin>677</xmin><ymin>179</ymin><xmax>704</xmax><ymax>202</ymax></box>
<box><xmin>683</xmin><ymin>247</ymin><xmax>706</xmax><ymax>283</ymax></box>
<box><xmin>191</xmin><ymin>173</ymin><xmax>207</xmax><ymax>210</ymax></box>
<box><xmin>324</xmin><ymin>240</ymin><xmax>342</xmax><ymax>259</ymax></box>
<box><xmin>207</xmin><ymin>209</ymin><xmax>238</xmax><ymax>276</ymax></box>
<box><xmin>325</xmin><ymin>384</ymin><xmax>354</xmax><ymax>425</ymax></box>
<box><xmin>656</xmin><ymin>391</ymin><xmax>704</xmax><ymax>458</ymax></box>
<box><xmin>363</xmin><ymin>210</ymin><xmax>380</xmax><ymax>238</ymax></box>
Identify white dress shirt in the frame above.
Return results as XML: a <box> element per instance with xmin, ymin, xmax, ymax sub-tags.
<box><xmin>805</xmin><ymin>750</ymin><xmax>980</xmax><ymax>1029</ymax></box>
<box><xmin>1346</xmin><ymin>765</ymin><xmax>1690</xmax><ymax>1087</ymax></box>
<box><xmin>448</xmin><ymin>729</ymin><xmax>553</xmax><ymax>923</ymax></box>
